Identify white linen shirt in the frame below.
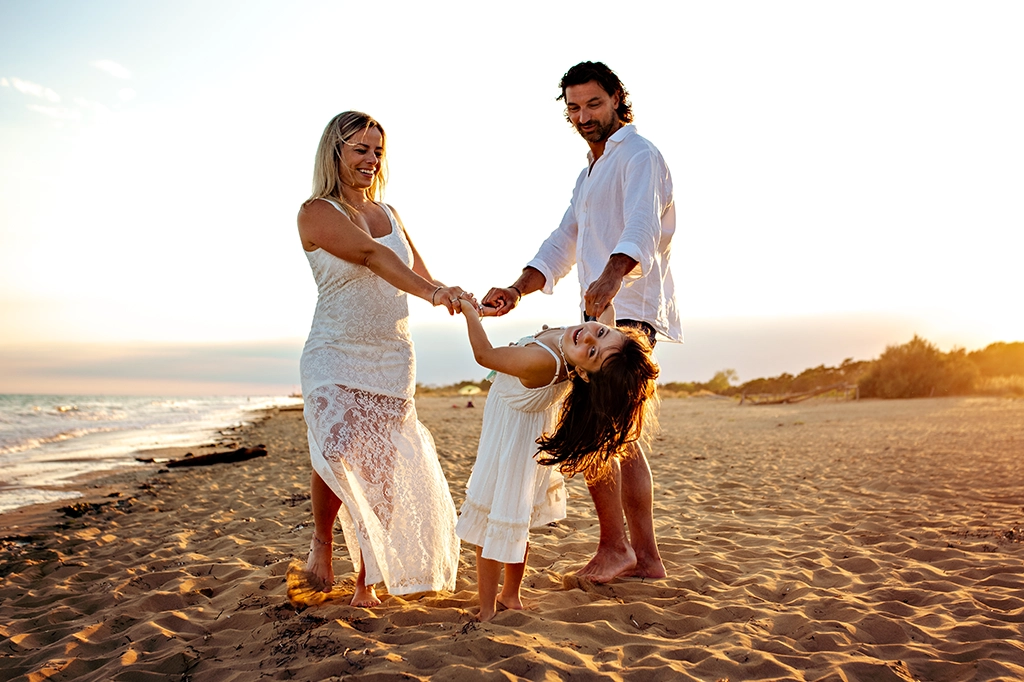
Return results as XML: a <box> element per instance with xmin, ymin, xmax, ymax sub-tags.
<box><xmin>526</xmin><ymin>124</ymin><xmax>682</xmax><ymax>342</ymax></box>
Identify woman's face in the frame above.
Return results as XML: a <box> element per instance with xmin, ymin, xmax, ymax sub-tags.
<box><xmin>560</xmin><ymin>322</ymin><xmax>625</xmax><ymax>377</ymax></box>
<box><xmin>338</xmin><ymin>126</ymin><xmax>384</xmax><ymax>193</ymax></box>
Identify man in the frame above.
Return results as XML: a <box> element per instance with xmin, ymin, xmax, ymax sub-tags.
<box><xmin>482</xmin><ymin>61</ymin><xmax>681</xmax><ymax>582</ymax></box>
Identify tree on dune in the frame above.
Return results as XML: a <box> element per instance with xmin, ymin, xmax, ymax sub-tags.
<box><xmin>858</xmin><ymin>335</ymin><xmax>978</xmax><ymax>399</ymax></box>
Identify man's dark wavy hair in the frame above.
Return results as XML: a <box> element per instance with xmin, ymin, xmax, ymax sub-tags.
<box><xmin>536</xmin><ymin>326</ymin><xmax>658</xmax><ymax>476</ymax></box>
<box><xmin>556</xmin><ymin>61</ymin><xmax>634</xmax><ymax>124</ymax></box>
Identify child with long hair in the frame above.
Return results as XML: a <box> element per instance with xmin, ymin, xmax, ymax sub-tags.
<box><xmin>454</xmin><ymin>300</ymin><xmax>659</xmax><ymax>621</ymax></box>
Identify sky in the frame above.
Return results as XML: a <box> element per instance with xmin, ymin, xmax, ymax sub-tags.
<box><xmin>1</xmin><ymin>1</ymin><xmax>1022</xmax><ymax>395</ymax></box>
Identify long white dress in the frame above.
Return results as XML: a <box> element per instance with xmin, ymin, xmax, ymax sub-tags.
<box><xmin>455</xmin><ymin>335</ymin><xmax>570</xmax><ymax>564</ymax></box>
<box><xmin>300</xmin><ymin>199</ymin><xmax>459</xmax><ymax>594</ymax></box>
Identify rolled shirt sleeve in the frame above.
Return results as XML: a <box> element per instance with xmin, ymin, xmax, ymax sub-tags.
<box><xmin>615</xmin><ymin>150</ymin><xmax>669</xmax><ymax>280</ymax></box>
<box><xmin>526</xmin><ymin>182</ymin><xmax>582</xmax><ymax>295</ymax></box>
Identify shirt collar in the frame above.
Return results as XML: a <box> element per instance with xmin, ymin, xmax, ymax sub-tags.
<box><xmin>586</xmin><ymin>124</ymin><xmax>636</xmax><ymax>164</ymax></box>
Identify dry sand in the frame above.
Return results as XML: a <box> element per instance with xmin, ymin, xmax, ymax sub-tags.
<box><xmin>2</xmin><ymin>396</ymin><xmax>1023</xmax><ymax>681</ymax></box>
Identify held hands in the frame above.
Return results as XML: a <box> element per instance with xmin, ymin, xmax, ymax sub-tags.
<box><xmin>432</xmin><ymin>285</ymin><xmax>479</xmax><ymax>316</ymax></box>
<box><xmin>454</xmin><ymin>298</ymin><xmax>481</xmax><ymax>317</ymax></box>
<box><xmin>480</xmin><ymin>286</ymin><xmax>520</xmax><ymax>317</ymax></box>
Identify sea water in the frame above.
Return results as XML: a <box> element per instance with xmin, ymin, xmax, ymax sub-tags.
<box><xmin>0</xmin><ymin>394</ymin><xmax>302</xmax><ymax>515</ymax></box>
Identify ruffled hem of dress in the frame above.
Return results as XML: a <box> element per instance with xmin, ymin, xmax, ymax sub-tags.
<box><xmin>456</xmin><ymin>486</ymin><xmax>566</xmax><ymax>564</ymax></box>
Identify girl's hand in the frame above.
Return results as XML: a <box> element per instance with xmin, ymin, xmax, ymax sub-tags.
<box><xmin>455</xmin><ymin>298</ymin><xmax>480</xmax><ymax>316</ymax></box>
<box><xmin>478</xmin><ymin>303</ymin><xmax>502</xmax><ymax>317</ymax></box>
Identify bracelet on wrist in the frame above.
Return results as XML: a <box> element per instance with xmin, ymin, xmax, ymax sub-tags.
<box><xmin>431</xmin><ymin>286</ymin><xmax>443</xmax><ymax>306</ymax></box>
<box><xmin>509</xmin><ymin>285</ymin><xmax>523</xmax><ymax>301</ymax></box>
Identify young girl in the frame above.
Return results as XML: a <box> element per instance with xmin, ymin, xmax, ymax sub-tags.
<box><xmin>454</xmin><ymin>300</ymin><xmax>659</xmax><ymax>621</ymax></box>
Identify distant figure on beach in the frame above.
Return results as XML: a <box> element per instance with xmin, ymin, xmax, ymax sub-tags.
<box><xmin>298</xmin><ymin>111</ymin><xmax>469</xmax><ymax>606</ymax></box>
<box><xmin>454</xmin><ymin>299</ymin><xmax>659</xmax><ymax>620</ymax></box>
<box><xmin>482</xmin><ymin>61</ymin><xmax>681</xmax><ymax>583</ymax></box>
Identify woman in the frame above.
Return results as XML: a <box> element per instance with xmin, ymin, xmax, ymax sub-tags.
<box><xmin>298</xmin><ymin>111</ymin><xmax>464</xmax><ymax>607</ymax></box>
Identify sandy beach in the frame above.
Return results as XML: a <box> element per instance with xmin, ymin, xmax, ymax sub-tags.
<box><xmin>2</xmin><ymin>395</ymin><xmax>1023</xmax><ymax>681</ymax></box>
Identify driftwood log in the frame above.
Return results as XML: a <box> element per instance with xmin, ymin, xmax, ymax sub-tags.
<box><xmin>166</xmin><ymin>446</ymin><xmax>267</xmax><ymax>468</ymax></box>
<box><xmin>741</xmin><ymin>383</ymin><xmax>858</xmax><ymax>406</ymax></box>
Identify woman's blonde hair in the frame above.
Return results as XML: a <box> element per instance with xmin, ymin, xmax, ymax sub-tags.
<box><xmin>306</xmin><ymin>111</ymin><xmax>388</xmax><ymax>215</ymax></box>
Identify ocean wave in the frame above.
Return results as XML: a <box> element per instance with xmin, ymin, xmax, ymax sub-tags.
<box><xmin>0</xmin><ymin>426</ymin><xmax>121</xmax><ymax>456</ymax></box>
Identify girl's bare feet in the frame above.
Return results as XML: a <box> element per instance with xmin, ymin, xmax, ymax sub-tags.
<box><xmin>496</xmin><ymin>593</ymin><xmax>525</xmax><ymax>611</ymax></box>
<box><xmin>306</xmin><ymin>535</ymin><xmax>334</xmax><ymax>593</ymax></box>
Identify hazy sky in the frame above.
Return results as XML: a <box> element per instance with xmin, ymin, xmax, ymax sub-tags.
<box><xmin>2</xmin><ymin>1</ymin><xmax>1022</xmax><ymax>394</ymax></box>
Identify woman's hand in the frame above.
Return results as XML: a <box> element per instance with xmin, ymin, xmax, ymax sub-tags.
<box><xmin>433</xmin><ymin>285</ymin><xmax>478</xmax><ymax>316</ymax></box>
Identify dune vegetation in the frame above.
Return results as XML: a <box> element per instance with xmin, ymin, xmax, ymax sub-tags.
<box><xmin>420</xmin><ymin>339</ymin><xmax>1024</xmax><ymax>400</ymax></box>
<box><xmin>665</xmin><ymin>338</ymin><xmax>1024</xmax><ymax>400</ymax></box>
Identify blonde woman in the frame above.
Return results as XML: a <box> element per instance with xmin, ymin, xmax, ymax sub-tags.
<box><xmin>298</xmin><ymin>111</ymin><xmax>465</xmax><ymax>606</ymax></box>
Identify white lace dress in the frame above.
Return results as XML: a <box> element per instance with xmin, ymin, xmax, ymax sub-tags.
<box><xmin>300</xmin><ymin>199</ymin><xmax>459</xmax><ymax>595</ymax></box>
<box><xmin>455</xmin><ymin>335</ymin><xmax>570</xmax><ymax>564</ymax></box>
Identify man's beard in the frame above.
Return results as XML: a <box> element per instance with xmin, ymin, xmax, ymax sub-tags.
<box><xmin>576</xmin><ymin>117</ymin><xmax>616</xmax><ymax>143</ymax></box>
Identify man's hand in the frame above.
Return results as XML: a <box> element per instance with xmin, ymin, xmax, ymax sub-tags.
<box><xmin>583</xmin><ymin>253</ymin><xmax>638</xmax><ymax>318</ymax></box>
<box><xmin>480</xmin><ymin>287</ymin><xmax>519</xmax><ymax>317</ymax></box>
<box><xmin>480</xmin><ymin>267</ymin><xmax>547</xmax><ymax>317</ymax></box>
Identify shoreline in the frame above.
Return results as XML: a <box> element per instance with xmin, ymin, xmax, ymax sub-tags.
<box><xmin>0</xmin><ymin>413</ymin><xmax>279</xmax><ymax>532</ymax></box>
<box><xmin>2</xmin><ymin>396</ymin><xmax>1023</xmax><ymax>681</ymax></box>
<box><xmin>0</xmin><ymin>402</ymin><xmax>289</xmax><ymax>519</ymax></box>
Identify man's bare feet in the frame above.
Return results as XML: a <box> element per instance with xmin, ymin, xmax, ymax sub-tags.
<box><xmin>350</xmin><ymin>584</ymin><xmax>381</xmax><ymax>608</ymax></box>
<box><xmin>478</xmin><ymin>604</ymin><xmax>496</xmax><ymax>622</ymax></box>
<box><xmin>305</xmin><ymin>536</ymin><xmax>334</xmax><ymax>593</ymax></box>
<box><xmin>628</xmin><ymin>552</ymin><xmax>667</xmax><ymax>579</ymax></box>
<box><xmin>575</xmin><ymin>544</ymin><xmax>637</xmax><ymax>583</ymax></box>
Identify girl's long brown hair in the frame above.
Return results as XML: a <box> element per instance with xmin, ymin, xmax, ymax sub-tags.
<box><xmin>536</xmin><ymin>326</ymin><xmax>659</xmax><ymax>477</ymax></box>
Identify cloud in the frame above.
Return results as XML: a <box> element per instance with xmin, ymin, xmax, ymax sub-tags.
<box><xmin>91</xmin><ymin>59</ymin><xmax>132</xmax><ymax>79</ymax></box>
<box><xmin>117</xmin><ymin>87</ymin><xmax>136</xmax><ymax>102</ymax></box>
<box><xmin>74</xmin><ymin>97</ymin><xmax>111</xmax><ymax>116</ymax></box>
<box><xmin>8</xmin><ymin>77</ymin><xmax>60</xmax><ymax>102</ymax></box>
<box><xmin>26</xmin><ymin>104</ymin><xmax>80</xmax><ymax>121</ymax></box>
<box><xmin>1</xmin><ymin>77</ymin><xmax>9</xmax><ymax>87</ymax></box>
<box><xmin>0</xmin><ymin>340</ymin><xmax>302</xmax><ymax>395</ymax></box>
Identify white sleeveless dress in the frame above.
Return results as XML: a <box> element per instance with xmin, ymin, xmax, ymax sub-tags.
<box><xmin>455</xmin><ymin>334</ymin><xmax>570</xmax><ymax>564</ymax></box>
<box><xmin>300</xmin><ymin>199</ymin><xmax>459</xmax><ymax>594</ymax></box>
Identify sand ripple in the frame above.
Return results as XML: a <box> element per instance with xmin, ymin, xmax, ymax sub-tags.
<box><xmin>1</xmin><ymin>396</ymin><xmax>1022</xmax><ymax>680</ymax></box>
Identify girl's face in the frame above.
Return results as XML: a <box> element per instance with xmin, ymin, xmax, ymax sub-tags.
<box><xmin>561</xmin><ymin>322</ymin><xmax>625</xmax><ymax>377</ymax></box>
<box><xmin>338</xmin><ymin>126</ymin><xmax>383</xmax><ymax>193</ymax></box>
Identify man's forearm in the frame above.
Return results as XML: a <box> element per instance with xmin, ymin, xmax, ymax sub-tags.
<box><xmin>511</xmin><ymin>267</ymin><xmax>548</xmax><ymax>297</ymax></box>
<box><xmin>601</xmin><ymin>253</ymin><xmax>639</xmax><ymax>281</ymax></box>
<box><xmin>583</xmin><ymin>253</ymin><xmax>639</xmax><ymax>318</ymax></box>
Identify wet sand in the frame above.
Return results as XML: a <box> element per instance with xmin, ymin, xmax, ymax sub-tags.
<box><xmin>2</xmin><ymin>396</ymin><xmax>1022</xmax><ymax>681</ymax></box>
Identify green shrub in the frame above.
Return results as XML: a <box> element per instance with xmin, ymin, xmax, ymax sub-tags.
<box><xmin>858</xmin><ymin>335</ymin><xmax>978</xmax><ymax>398</ymax></box>
<box><xmin>975</xmin><ymin>375</ymin><xmax>1024</xmax><ymax>396</ymax></box>
<box><xmin>968</xmin><ymin>341</ymin><xmax>1024</xmax><ymax>377</ymax></box>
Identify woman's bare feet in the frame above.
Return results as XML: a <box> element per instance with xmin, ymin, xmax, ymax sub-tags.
<box><xmin>350</xmin><ymin>553</ymin><xmax>381</xmax><ymax>607</ymax></box>
<box><xmin>305</xmin><ymin>535</ymin><xmax>334</xmax><ymax>593</ymax></box>
<box><xmin>350</xmin><ymin>584</ymin><xmax>381</xmax><ymax>608</ymax></box>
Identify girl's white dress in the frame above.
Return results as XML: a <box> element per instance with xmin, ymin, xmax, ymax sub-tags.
<box><xmin>455</xmin><ymin>334</ymin><xmax>570</xmax><ymax>564</ymax></box>
<box><xmin>300</xmin><ymin>199</ymin><xmax>459</xmax><ymax>595</ymax></box>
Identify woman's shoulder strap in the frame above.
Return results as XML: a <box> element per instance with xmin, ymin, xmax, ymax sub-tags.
<box><xmin>317</xmin><ymin>197</ymin><xmax>349</xmax><ymax>216</ymax></box>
